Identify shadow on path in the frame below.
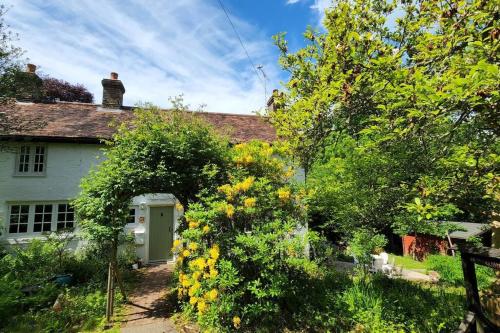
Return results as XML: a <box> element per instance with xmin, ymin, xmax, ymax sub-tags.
<box><xmin>120</xmin><ymin>263</ymin><xmax>178</xmax><ymax>333</ymax></box>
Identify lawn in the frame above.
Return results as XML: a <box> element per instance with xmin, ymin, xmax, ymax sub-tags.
<box><xmin>389</xmin><ymin>254</ymin><xmax>427</xmax><ymax>271</ymax></box>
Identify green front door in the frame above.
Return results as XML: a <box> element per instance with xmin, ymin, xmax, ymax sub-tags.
<box><xmin>149</xmin><ymin>206</ymin><xmax>174</xmax><ymax>261</ymax></box>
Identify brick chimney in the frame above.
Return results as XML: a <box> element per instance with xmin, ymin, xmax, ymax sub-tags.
<box><xmin>15</xmin><ymin>63</ymin><xmax>43</xmax><ymax>102</ymax></box>
<box><xmin>101</xmin><ymin>72</ymin><xmax>125</xmax><ymax>108</ymax></box>
<box><xmin>267</xmin><ymin>89</ymin><xmax>279</xmax><ymax>112</ymax></box>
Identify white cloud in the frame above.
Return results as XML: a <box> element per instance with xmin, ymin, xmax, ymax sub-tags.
<box><xmin>286</xmin><ymin>0</ymin><xmax>302</xmax><ymax>4</ymax></box>
<box><xmin>310</xmin><ymin>0</ymin><xmax>331</xmax><ymax>27</ymax></box>
<box><xmin>5</xmin><ymin>0</ymin><xmax>281</xmax><ymax>114</ymax></box>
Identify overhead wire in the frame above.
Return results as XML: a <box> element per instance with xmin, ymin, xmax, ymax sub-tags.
<box><xmin>216</xmin><ymin>0</ymin><xmax>265</xmax><ymax>87</ymax></box>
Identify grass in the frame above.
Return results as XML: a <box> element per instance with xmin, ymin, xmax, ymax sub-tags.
<box><xmin>389</xmin><ymin>254</ymin><xmax>427</xmax><ymax>270</ymax></box>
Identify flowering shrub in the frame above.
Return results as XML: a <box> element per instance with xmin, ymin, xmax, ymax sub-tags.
<box><xmin>173</xmin><ymin>141</ymin><xmax>312</xmax><ymax>331</ymax></box>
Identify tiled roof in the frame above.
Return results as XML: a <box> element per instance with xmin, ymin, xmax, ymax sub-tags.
<box><xmin>0</xmin><ymin>101</ymin><xmax>276</xmax><ymax>143</ymax></box>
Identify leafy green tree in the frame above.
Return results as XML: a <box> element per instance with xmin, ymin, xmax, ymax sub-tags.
<box><xmin>269</xmin><ymin>0</ymin><xmax>499</xmax><ymax>238</ymax></box>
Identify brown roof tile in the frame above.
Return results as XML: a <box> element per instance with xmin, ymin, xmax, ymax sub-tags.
<box><xmin>0</xmin><ymin>101</ymin><xmax>276</xmax><ymax>143</ymax></box>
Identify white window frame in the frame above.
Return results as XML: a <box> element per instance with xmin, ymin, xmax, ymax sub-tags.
<box><xmin>14</xmin><ymin>144</ymin><xmax>48</xmax><ymax>176</ymax></box>
<box><xmin>7</xmin><ymin>202</ymin><xmax>76</xmax><ymax>236</ymax></box>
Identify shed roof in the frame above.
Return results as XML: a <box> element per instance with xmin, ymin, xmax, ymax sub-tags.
<box><xmin>448</xmin><ymin>222</ymin><xmax>491</xmax><ymax>240</ymax></box>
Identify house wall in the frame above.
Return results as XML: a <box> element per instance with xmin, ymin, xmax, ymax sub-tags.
<box><xmin>0</xmin><ymin>142</ymin><xmax>103</xmax><ymax>239</ymax></box>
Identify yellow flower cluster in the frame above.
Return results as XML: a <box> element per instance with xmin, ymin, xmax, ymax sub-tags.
<box><xmin>178</xmin><ymin>244</ymin><xmax>221</xmax><ymax>314</ymax></box>
<box><xmin>234</xmin><ymin>154</ymin><xmax>254</xmax><ymax>166</ymax></box>
<box><xmin>218</xmin><ymin>177</ymin><xmax>255</xmax><ymax>202</ymax></box>
<box><xmin>175</xmin><ymin>202</ymin><xmax>184</xmax><ymax>212</ymax></box>
<box><xmin>277</xmin><ymin>187</ymin><xmax>291</xmax><ymax>201</ymax></box>
<box><xmin>233</xmin><ymin>316</ymin><xmax>241</xmax><ymax>329</ymax></box>
<box><xmin>243</xmin><ymin>197</ymin><xmax>256</xmax><ymax>208</ymax></box>
<box><xmin>234</xmin><ymin>176</ymin><xmax>254</xmax><ymax>192</ymax></box>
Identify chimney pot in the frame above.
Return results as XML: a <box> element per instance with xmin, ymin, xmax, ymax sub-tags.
<box><xmin>110</xmin><ymin>72</ymin><xmax>118</xmax><ymax>80</ymax></box>
<box><xmin>26</xmin><ymin>63</ymin><xmax>37</xmax><ymax>73</ymax></box>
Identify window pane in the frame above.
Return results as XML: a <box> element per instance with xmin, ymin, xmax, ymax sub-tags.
<box><xmin>18</xmin><ymin>146</ymin><xmax>30</xmax><ymax>173</ymax></box>
<box><xmin>9</xmin><ymin>205</ymin><xmax>29</xmax><ymax>234</ymax></box>
<box><xmin>33</xmin><ymin>146</ymin><xmax>46</xmax><ymax>173</ymax></box>
<box><xmin>57</xmin><ymin>203</ymin><xmax>75</xmax><ymax>230</ymax></box>
<box><xmin>34</xmin><ymin>204</ymin><xmax>52</xmax><ymax>233</ymax></box>
<box><xmin>127</xmin><ymin>208</ymin><xmax>136</xmax><ymax>224</ymax></box>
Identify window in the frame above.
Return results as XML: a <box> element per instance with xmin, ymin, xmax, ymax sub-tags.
<box><xmin>9</xmin><ymin>205</ymin><xmax>29</xmax><ymax>233</ymax></box>
<box><xmin>15</xmin><ymin>145</ymin><xmax>47</xmax><ymax>175</ymax></box>
<box><xmin>57</xmin><ymin>204</ymin><xmax>75</xmax><ymax>230</ymax></box>
<box><xmin>34</xmin><ymin>204</ymin><xmax>52</xmax><ymax>232</ymax></box>
<box><xmin>7</xmin><ymin>202</ymin><xmax>76</xmax><ymax>235</ymax></box>
<box><xmin>127</xmin><ymin>208</ymin><xmax>136</xmax><ymax>224</ymax></box>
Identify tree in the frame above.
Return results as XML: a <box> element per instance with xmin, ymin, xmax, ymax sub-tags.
<box><xmin>42</xmin><ymin>76</ymin><xmax>93</xmax><ymax>103</ymax></box>
<box><xmin>269</xmin><ymin>0</ymin><xmax>499</xmax><ymax>238</ymax></box>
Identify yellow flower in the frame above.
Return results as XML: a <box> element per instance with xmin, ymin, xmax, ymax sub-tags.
<box><xmin>188</xmin><ymin>242</ymin><xmax>198</xmax><ymax>251</ymax></box>
<box><xmin>189</xmin><ymin>221</ymin><xmax>199</xmax><ymax>229</ymax></box>
<box><xmin>244</xmin><ymin>197</ymin><xmax>256</xmax><ymax>208</ymax></box>
<box><xmin>175</xmin><ymin>256</ymin><xmax>184</xmax><ymax>265</ymax></box>
<box><xmin>181</xmin><ymin>279</ymin><xmax>191</xmax><ymax>288</ymax></box>
<box><xmin>209</xmin><ymin>268</ymin><xmax>218</xmax><ymax>278</ymax></box>
<box><xmin>235</xmin><ymin>177</ymin><xmax>254</xmax><ymax>192</ymax></box>
<box><xmin>197</xmin><ymin>300</ymin><xmax>207</xmax><ymax>313</ymax></box>
<box><xmin>182</xmin><ymin>249</ymin><xmax>191</xmax><ymax>257</ymax></box>
<box><xmin>173</xmin><ymin>239</ymin><xmax>182</xmax><ymax>248</ymax></box>
<box><xmin>207</xmin><ymin>258</ymin><xmax>216</xmax><ymax>267</ymax></box>
<box><xmin>207</xmin><ymin>289</ymin><xmax>218</xmax><ymax>301</ymax></box>
<box><xmin>189</xmin><ymin>282</ymin><xmax>201</xmax><ymax>296</ymax></box>
<box><xmin>233</xmin><ymin>316</ymin><xmax>241</xmax><ymax>329</ymax></box>
<box><xmin>203</xmin><ymin>225</ymin><xmax>210</xmax><ymax>234</ymax></box>
<box><xmin>189</xmin><ymin>296</ymin><xmax>198</xmax><ymax>305</ymax></box>
<box><xmin>192</xmin><ymin>271</ymin><xmax>202</xmax><ymax>281</ymax></box>
<box><xmin>209</xmin><ymin>245</ymin><xmax>220</xmax><ymax>260</ymax></box>
<box><xmin>277</xmin><ymin>188</ymin><xmax>291</xmax><ymax>201</ymax></box>
<box><xmin>225</xmin><ymin>204</ymin><xmax>235</xmax><ymax>218</ymax></box>
<box><xmin>218</xmin><ymin>184</ymin><xmax>235</xmax><ymax>200</ymax></box>
<box><xmin>175</xmin><ymin>202</ymin><xmax>184</xmax><ymax>211</ymax></box>
<box><xmin>190</xmin><ymin>257</ymin><xmax>206</xmax><ymax>270</ymax></box>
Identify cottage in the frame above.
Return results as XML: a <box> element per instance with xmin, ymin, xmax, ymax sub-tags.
<box><xmin>0</xmin><ymin>67</ymin><xmax>277</xmax><ymax>263</ymax></box>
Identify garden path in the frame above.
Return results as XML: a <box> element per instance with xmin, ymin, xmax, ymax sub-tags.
<box><xmin>120</xmin><ymin>263</ymin><xmax>178</xmax><ymax>333</ymax></box>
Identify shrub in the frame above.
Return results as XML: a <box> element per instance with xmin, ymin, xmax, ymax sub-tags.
<box><xmin>346</xmin><ymin>229</ymin><xmax>387</xmax><ymax>267</ymax></box>
<box><xmin>425</xmin><ymin>255</ymin><xmax>495</xmax><ymax>290</ymax></box>
<box><xmin>174</xmin><ymin>141</ymin><xmax>312</xmax><ymax>331</ymax></box>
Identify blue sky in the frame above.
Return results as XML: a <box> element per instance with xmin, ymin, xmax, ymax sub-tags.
<box><xmin>5</xmin><ymin>0</ymin><xmax>330</xmax><ymax>114</ymax></box>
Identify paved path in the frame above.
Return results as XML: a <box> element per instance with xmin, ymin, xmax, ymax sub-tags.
<box><xmin>331</xmin><ymin>260</ymin><xmax>431</xmax><ymax>282</ymax></box>
<box><xmin>120</xmin><ymin>263</ymin><xmax>178</xmax><ymax>333</ymax></box>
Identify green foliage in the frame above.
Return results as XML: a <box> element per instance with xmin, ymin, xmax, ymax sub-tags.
<box><xmin>2</xmin><ymin>285</ymin><xmax>117</xmax><ymax>333</ymax></box>
<box><xmin>270</xmin><ymin>0</ymin><xmax>499</xmax><ymax>237</ymax></box>
<box><xmin>0</xmin><ymin>236</ymin><xmax>131</xmax><ymax>331</ymax></box>
<box><xmin>425</xmin><ymin>254</ymin><xmax>495</xmax><ymax>290</ymax></box>
<box><xmin>347</xmin><ymin>230</ymin><xmax>387</xmax><ymax>266</ymax></box>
